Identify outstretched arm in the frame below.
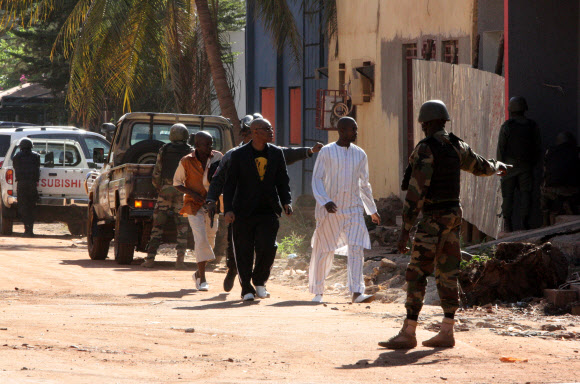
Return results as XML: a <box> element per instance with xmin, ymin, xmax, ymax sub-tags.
<box><xmin>460</xmin><ymin>142</ymin><xmax>506</xmax><ymax>176</ymax></box>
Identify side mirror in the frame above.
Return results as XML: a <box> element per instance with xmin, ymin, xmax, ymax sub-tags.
<box><xmin>101</xmin><ymin>123</ymin><xmax>116</xmax><ymax>136</ymax></box>
<box><xmin>93</xmin><ymin>147</ymin><xmax>105</xmax><ymax>163</ymax></box>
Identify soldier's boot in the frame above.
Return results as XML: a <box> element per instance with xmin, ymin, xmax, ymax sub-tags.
<box><xmin>141</xmin><ymin>255</ymin><xmax>156</xmax><ymax>268</ymax></box>
<box><xmin>378</xmin><ymin>319</ymin><xmax>417</xmax><ymax>349</ymax></box>
<box><xmin>503</xmin><ymin>218</ymin><xmax>513</xmax><ymax>232</ymax></box>
<box><xmin>175</xmin><ymin>253</ymin><xmax>186</xmax><ymax>270</ymax></box>
<box><xmin>422</xmin><ymin>318</ymin><xmax>455</xmax><ymax>348</ymax></box>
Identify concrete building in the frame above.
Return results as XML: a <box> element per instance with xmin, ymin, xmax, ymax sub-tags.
<box><xmin>326</xmin><ymin>0</ymin><xmax>578</xmax><ymax>235</ymax></box>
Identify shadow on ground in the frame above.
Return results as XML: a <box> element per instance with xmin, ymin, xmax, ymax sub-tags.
<box><xmin>127</xmin><ymin>289</ymin><xmax>197</xmax><ymax>299</ymax></box>
<box><xmin>268</xmin><ymin>300</ymin><xmax>322</xmax><ymax>307</ymax></box>
<box><xmin>174</xmin><ymin>300</ymin><xmax>261</xmax><ymax>311</ymax></box>
<box><xmin>59</xmin><ymin>259</ymin><xmax>221</xmax><ymax>272</ymax></box>
<box><xmin>338</xmin><ymin>349</ymin><xmax>447</xmax><ymax>369</ymax></box>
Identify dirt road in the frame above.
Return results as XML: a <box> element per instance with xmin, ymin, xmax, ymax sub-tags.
<box><xmin>0</xmin><ymin>224</ymin><xmax>578</xmax><ymax>383</ymax></box>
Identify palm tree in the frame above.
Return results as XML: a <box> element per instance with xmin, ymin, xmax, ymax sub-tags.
<box><xmin>0</xmin><ymin>0</ymin><xmax>336</xmax><ymax>135</ymax></box>
<box><xmin>0</xmin><ymin>0</ymin><xmax>241</xmax><ymax>127</ymax></box>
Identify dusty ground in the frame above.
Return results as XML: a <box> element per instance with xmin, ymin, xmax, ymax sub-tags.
<box><xmin>0</xmin><ymin>224</ymin><xmax>579</xmax><ymax>383</ymax></box>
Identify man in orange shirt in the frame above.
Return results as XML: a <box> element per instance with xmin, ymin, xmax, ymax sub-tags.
<box><xmin>174</xmin><ymin>131</ymin><xmax>223</xmax><ymax>291</ymax></box>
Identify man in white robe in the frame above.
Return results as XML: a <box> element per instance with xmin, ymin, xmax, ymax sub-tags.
<box><xmin>309</xmin><ymin>117</ymin><xmax>381</xmax><ymax>303</ymax></box>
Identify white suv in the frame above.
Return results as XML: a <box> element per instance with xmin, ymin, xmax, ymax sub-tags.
<box><xmin>0</xmin><ymin>126</ymin><xmax>110</xmax><ymax>168</ymax></box>
<box><xmin>0</xmin><ymin>136</ymin><xmax>107</xmax><ymax>236</ymax></box>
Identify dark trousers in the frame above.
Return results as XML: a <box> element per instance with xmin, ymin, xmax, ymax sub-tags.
<box><xmin>226</xmin><ymin>224</ymin><xmax>237</xmax><ymax>272</ymax></box>
<box><xmin>501</xmin><ymin>168</ymin><xmax>533</xmax><ymax>223</ymax></box>
<box><xmin>17</xmin><ymin>181</ymin><xmax>38</xmax><ymax>229</ymax></box>
<box><xmin>231</xmin><ymin>214</ymin><xmax>279</xmax><ymax>296</ymax></box>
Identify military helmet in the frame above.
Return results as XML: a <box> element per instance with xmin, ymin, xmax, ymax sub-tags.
<box><xmin>508</xmin><ymin>96</ymin><xmax>528</xmax><ymax>113</ymax></box>
<box><xmin>252</xmin><ymin>112</ymin><xmax>263</xmax><ymax>120</ymax></box>
<box><xmin>418</xmin><ymin>100</ymin><xmax>450</xmax><ymax>123</ymax></box>
<box><xmin>18</xmin><ymin>138</ymin><xmax>33</xmax><ymax>149</ymax></box>
<box><xmin>169</xmin><ymin>123</ymin><xmax>189</xmax><ymax>142</ymax></box>
<box><xmin>241</xmin><ymin>115</ymin><xmax>253</xmax><ymax>131</ymax></box>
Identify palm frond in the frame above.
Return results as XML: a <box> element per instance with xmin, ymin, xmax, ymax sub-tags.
<box><xmin>0</xmin><ymin>0</ymin><xmax>54</xmax><ymax>28</ymax></box>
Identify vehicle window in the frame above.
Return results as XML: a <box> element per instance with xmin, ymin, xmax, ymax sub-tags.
<box><xmin>12</xmin><ymin>142</ymin><xmax>82</xmax><ymax>167</ymax></box>
<box><xmin>84</xmin><ymin>136</ymin><xmax>110</xmax><ymax>159</ymax></box>
<box><xmin>0</xmin><ymin>135</ymin><xmax>10</xmax><ymax>157</ymax></box>
<box><xmin>130</xmin><ymin>123</ymin><xmax>223</xmax><ymax>151</ymax></box>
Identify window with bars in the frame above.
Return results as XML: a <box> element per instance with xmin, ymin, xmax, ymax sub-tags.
<box><xmin>421</xmin><ymin>39</ymin><xmax>436</xmax><ymax>61</ymax></box>
<box><xmin>443</xmin><ymin>40</ymin><xmax>459</xmax><ymax>64</ymax></box>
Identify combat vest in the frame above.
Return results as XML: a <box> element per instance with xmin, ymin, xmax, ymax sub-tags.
<box><xmin>12</xmin><ymin>149</ymin><xmax>40</xmax><ymax>183</ymax></box>
<box><xmin>160</xmin><ymin>142</ymin><xmax>192</xmax><ymax>183</ymax></box>
<box><xmin>421</xmin><ymin>133</ymin><xmax>461</xmax><ymax>210</ymax></box>
<box><xmin>503</xmin><ymin>118</ymin><xmax>538</xmax><ymax>165</ymax></box>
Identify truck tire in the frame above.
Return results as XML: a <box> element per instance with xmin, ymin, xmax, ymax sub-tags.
<box><xmin>121</xmin><ymin>140</ymin><xmax>164</xmax><ymax>165</ymax></box>
<box><xmin>87</xmin><ymin>204</ymin><xmax>111</xmax><ymax>260</ymax></box>
<box><xmin>114</xmin><ymin>206</ymin><xmax>135</xmax><ymax>265</ymax></box>
<box><xmin>0</xmin><ymin>199</ymin><xmax>13</xmax><ymax>236</ymax></box>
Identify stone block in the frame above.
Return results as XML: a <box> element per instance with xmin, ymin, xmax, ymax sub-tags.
<box><xmin>544</xmin><ymin>289</ymin><xmax>578</xmax><ymax>306</ymax></box>
<box><xmin>571</xmin><ymin>305</ymin><xmax>580</xmax><ymax>316</ymax></box>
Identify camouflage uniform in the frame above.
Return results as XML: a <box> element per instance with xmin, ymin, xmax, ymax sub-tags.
<box><xmin>403</xmin><ymin>130</ymin><xmax>500</xmax><ymax>316</ymax></box>
<box><xmin>145</xmin><ymin>147</ymin><xmax>190</xmax><ymax>261</ymax></box>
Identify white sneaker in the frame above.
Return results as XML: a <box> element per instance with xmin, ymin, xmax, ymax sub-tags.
<box><xmin>312</xmin><ymin>294</ymin><xmax>324</xmax><ymax>303</ymax></box>
<box><xmin>242</xmin><ymin>293</ymin><xmax>255</xmax><ymax>301</ymax></box>
<box><xmin>353</xmin><ymin>293</ymin><xmax>375</xmax><ymax>303</ymax></box>
<box><xmin>193</xmin><ymin>272</ymin><xmax>209</xmax><ymax>291</ymax></box>
<box><xmin>255</xmin><ymin>286</ymin><xmax>270</xmax><ymax>298</ymax></box>
<box><xmin>198</xmin><ymin>281</ymin><xmax>209</xmax><ymax>291</ymax></box>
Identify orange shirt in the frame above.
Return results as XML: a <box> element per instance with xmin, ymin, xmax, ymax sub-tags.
<box><xmin>174</xmin><ymin>150</ymin><xmax>223</xmax><ymax>215</ymax></box>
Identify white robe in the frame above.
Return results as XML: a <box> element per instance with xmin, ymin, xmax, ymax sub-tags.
<box><xmin>311</xmin><ymin>143</ymin><xmax>377</xmax><ymax>253</ymax></box>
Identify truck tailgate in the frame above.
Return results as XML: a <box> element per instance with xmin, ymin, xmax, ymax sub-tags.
<box><xmin>37</xmin><ymin>168</ymin><xmax>89</xmax><ymax>199</ymax></box>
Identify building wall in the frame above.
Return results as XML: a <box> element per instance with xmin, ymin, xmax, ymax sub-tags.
<box><xmin>477</xmin><ymin>0</ymin><xmax>503</xmax><ymax>72</ymax></box>
<box><xmin>506</xmin><ymin>0</ymin><xmax>579</xmax><ymax>228</ymax></box>
<box><xmin>329</xmin><ymin>0</ymin><xmax>474</xmax><ymax>199</ymax></box>
<box><xmin>246</xmin><ymin>1</ymin><xmax>328</xmax><ymax>198</ymax></box>
<box><xmin>211</xmin><ymin>30</ymin><xmax>247</xmax><ymax>118</ymax></box>
<box><xmin>508</xmin><ymin>0</ymin><xmax>579</xmax><ymax>146</ymax></box>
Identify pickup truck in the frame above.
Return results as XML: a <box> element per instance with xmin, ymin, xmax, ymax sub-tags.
<box><xmin>0</xmin><ymin>138</ymin><xmax>101</xmax><ymax>235</ymax></box>
<box><xmin>87</xmin><ymin>112</ymin><xmax>234</xmax><ymax>264</ymax></box>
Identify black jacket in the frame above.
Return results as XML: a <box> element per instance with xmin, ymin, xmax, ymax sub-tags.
<box><xmin>207</xmin><ymin>145</ymin><xmax>311</xmax><ymax>202</ymax></box>
<box><xmin>13</xmin><ymin>149</ymin><xmax>40</xmax><ymax>183</ymax></box>
<box><xmin>223</xmin><ymin>142</ymin><xmax>291</xmax><ymax>217</ymax></box>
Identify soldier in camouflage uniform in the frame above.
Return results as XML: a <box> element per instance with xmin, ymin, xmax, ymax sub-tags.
<box><xmin>142</xmin><ymin>124</ymin><xmax>192</xmax><ymax>269</ymax></box>
<box><xmin>379</xmin><ymin>100</ymin><xmax>510</xmax><ymax>349</ymax></box>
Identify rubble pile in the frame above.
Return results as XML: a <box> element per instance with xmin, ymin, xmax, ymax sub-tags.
<box><xmin>373</xmin><ymin>195</ymin><xmax>403</xmax><ymax>226</ymax></box>
<box><xmin>459</xmin><ymin>242</ymin><xmax>569</xmax><ymax>306</ymax></box>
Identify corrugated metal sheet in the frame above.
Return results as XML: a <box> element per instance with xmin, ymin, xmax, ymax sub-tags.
<box><xmin>413</xmin><ymin>60</ymin><xmax>505</xmax><ymax>238</ymax></box>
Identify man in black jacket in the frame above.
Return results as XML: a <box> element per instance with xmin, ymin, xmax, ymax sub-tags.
<box><xmin>223</xmin><ymin>118</ymin><xmax>293</xmax><ymax>301</ymax></box>
<box><xmin>12</xmin><ymin>138</ymin><xmax>40</xmax><ymax>237</ymax></box>
<box><xmin>206</xmin><ymin>114</ymin><xmax>322</xmax><ymax>292</ymax></box>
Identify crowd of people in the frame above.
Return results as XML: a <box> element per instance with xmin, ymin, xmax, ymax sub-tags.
<box><xmin>11</xmin><ymin>97</ymin><xmax>579</xmax><ymax>350</ymax></box>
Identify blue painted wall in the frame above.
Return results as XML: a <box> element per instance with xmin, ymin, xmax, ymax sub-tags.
<box><xmin>246</xmin><ymin>0</ymin><xmax>328</xmax><ymax>199</ymax></box>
